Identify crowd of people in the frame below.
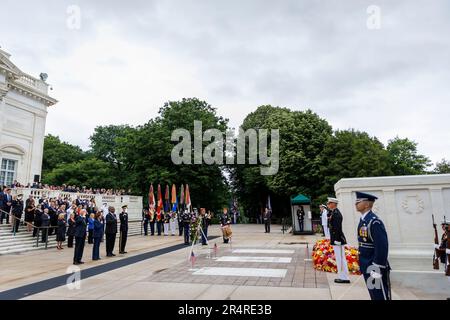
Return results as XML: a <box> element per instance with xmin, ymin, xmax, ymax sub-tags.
<box><xmin>1</xmin><ymin>184</ymin><xmax>236</xmax><ymax>264</ymax></box>
<box><xmin>0</xmin><ymin>185</ymin><xmax>130</xmax><ymax>264</ymax></box>
<box><xmin>8</xmin><ymin>180</ymin><xmax>131</xmax><ymax>195</ymax></box>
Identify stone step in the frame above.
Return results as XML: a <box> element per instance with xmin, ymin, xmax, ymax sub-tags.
<box><xmin>0</xmin><ymin>243</ymin><xmax>59</xmax><ymax>255</ymax></box>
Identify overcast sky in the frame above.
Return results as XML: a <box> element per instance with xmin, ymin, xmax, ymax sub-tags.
<box><xmin>1</xmin><ymin>0</ymin><xmax>449</xmax><ymax>164</ymax></box>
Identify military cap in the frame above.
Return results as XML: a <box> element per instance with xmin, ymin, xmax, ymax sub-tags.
<box><xmin>121</xmin><ymin>204</ymin><xmax>128</xmax><ymax>209</ymax></box>
<box><xmin>327</xmin><ymin>197</ymin><xmax>339</xmax><ymax>204</ymax></box>
<box><xmin>355</xmin><ymin>191</ymin><xmax>378</xmax><ymax>202</ymax></box>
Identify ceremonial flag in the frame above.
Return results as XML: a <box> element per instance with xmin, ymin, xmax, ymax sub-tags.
<box><xmin>164</xmin><ymin>184</ymin><xmax>170</xmax><ymax>212</ymax></box>
<box><xmin>180</xmin><ymin>184</ymin><xmax>185</xmax><ymax>211</ymax></box>
<box><xmin>267</xmin><ymin>194</ymin><xmax>272</xmax><ymax>211</ymax></box>
<box><xmin>171</xmin><ymin>184</ymin><xmax>177</xmax><ymax>211</ymax></box>
<box><xmin>185</xmin><ymin>184</ymin><xmax>191</xmax><ymax>211</ymax></box>
<box><xmin>148</xmin><ymin>184</ymin><xmax>155</xmax><ymax>209</ymax></box>
<box><xmin>157</xmin><ymin>184</ymin><xmax>163</xmax><ymax>214</ymax></box>
<box><xmin>190</xmin><ymin>251</ymin><xmax>196</xmax><ymax>267</ymax></box>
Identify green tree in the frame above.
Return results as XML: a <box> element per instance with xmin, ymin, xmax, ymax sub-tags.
<box><xmin>387</xmin><ymin>137</ymin><xmax>431</xmax><ymax>175</ymax></box>
<box><xmin>42</xmin><ymin>134</ymin><xmax>86</xmax><ymax>178</ymax></box>
<box><xmin>433</xmin><ymin>159</ymin><xmax>450</xmax><ymax>174</ymax></box>
<box><xmin>43</xmin><ymin>158</ymin><xmax>117</xmax><ymax>188</ymax></box>
<box><xmin>320</xmin><ymin>130</ymin><xmax>392</xmax><ymax>196</ymax></box>
<box><xmin>230</xmin><ymin>105</ymin><xmax>333</xmax><ymax>220</ymax></box>
<box><xmin>116</xmin><ymin>98</ymin><xmax>231</xmax><ymax>211</ymax></box>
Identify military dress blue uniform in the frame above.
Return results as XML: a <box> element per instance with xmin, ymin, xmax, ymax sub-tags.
<box><xmin>356</xmin><ymin>192</ymin><xmax>391</xmax><ymax>300</ymax></box>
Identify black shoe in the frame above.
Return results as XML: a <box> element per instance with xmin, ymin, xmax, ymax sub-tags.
<box><xmin>106</xmin><ymin>254</ymin><xmax>113</xmax><ymax>257</ymax></box>
<box><xmin>73</xmin><ymin>261</ymin><xmax>79</xmax><ymax>265</ymax></box>
<box><xmin>111</xmin><ymin>253</ymin><xmax>116</xmax><ymax>256</ymax></box>
<box><xmin>334</xmin><ymin>279</ymin><xmax>350</xmax><ymax>284</ymax></box>
<box><xmin>78</xmin><ymin>261</ymin><xmax>85</xmax><ymax>264</ymax></box>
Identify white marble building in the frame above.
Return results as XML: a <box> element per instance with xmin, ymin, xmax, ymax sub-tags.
<box><xmin>0</xmin><ymin>48</ymin><xmax>57</xmax><ymax>186</ymax></box>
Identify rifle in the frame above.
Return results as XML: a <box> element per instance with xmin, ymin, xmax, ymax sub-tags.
<box><xmin>445</xmin><ymin>216</ymin><xmax>450</xmax><ymax>276</ymax></box>
<box><xmin>432</xmin><ymin>214</ymin><xmax>440</xmax><ymax>270</ymax></box>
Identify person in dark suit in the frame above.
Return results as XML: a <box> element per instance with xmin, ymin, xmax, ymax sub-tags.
<box><xmin>105</xmin><ymin>206</ymin><xmax>118</xmax><ymax>257</ymax></box>
<box><xmin>327</xmin><ymin>197</ymin><xmax>350</xmax><ymax>284</ymax></box>
<box><xmin>40</xmin><ymin>208</ymin><xmax>50</xmax><ymax>243</ymax></box>
<box><xmin>33</xmin><ymin>205</ymin><xmax>42</xmax><ymax>238</ymax></box>
<box><xmin>296</xmin><ymin>206</ymin><xmax>305</xmax><ymax>232</ymax></box>
<box><xmin>66</xmin><ymin>213</ymin><xmax>76</xmax><ymax>248</ymax></box>
<box><xmin>56</xmin><ymin>213</ymin><xmax>66</xmax><ymax>250</ymax></box>
<box><xmin>119</xmin><ymin>205</ymin><xmax>128</xmax><ymax>254</ymax></box>
<box><xmin>181</xmin><ymin>210</ymin><xmax>192</xmax><ymax>245</ymax></box>
<box><xmin>48</xmin><ymin>201</ymin><xmax>57</xmax><ymax>236</ymax></box>
<box><xmin>11</xmin><ymin>195</ymin><xmax>24</xmax><ymax>233</ymax></box>
<box><xmin>73</xmin><ymin>209</ymin><xmax>87</xmax><ymax>265</ymax></box>
<box><xmin>355</xmin><ymin>191</ymin><xmax>391</xmax><ymax>300</ymax></box>
<box><xmin>92</xmin><ymin>212</ymin><xmax>104</xmax><ymax>260</ymax></box>
<box><xmin>1</xmin><ymin>188</ymin><xmax>12</xmax><ymax>224</ymax></box>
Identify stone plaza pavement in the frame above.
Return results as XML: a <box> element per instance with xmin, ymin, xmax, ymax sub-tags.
<box><xmin>0</xmin><ymin>224</ymin><xmax>448</xmax><ymax>300</ymax></box>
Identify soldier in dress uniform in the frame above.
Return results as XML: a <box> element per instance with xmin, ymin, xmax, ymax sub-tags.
<box><xmin>142</xmin><ymin>208</ymin><xmax>149</xmax><ymax>236</ymax></box>
<box><xmin>327</xmin><ymin>197</ymin><xmax>350</xmax><ymax>284</ymax></box>
<box><xmin>119</xmin><ymin>205</ymin><xmax>128</xmax><ymax>254</ymax></box>
<box><xmin>296</xmin><ymin>206</ymin><xmax>305</xmax><ymax>233</ymax></box>
<box><xmin>434</xmin><ymin>218</ymin><xmax>450</xmax><ymax>298</ymax></box>
<box><xmin>320</xmin><ymin>204</ymin><xmax>330</xmax><ymax>239</ymax></box>
<box><xmin>163</xmin><ymin>211</ymin><xmax>170</xmax><ymax>236</ymax></box>
<box><xmin>355</xmin><ymin>191</ymin><xmax>391</xmax><ymax>300</ymax></box>
<box><xmin>149</xmin><ymin>207</ymin><xmax>156</xmax><ymax>236</ymax></box>
<box><xmin>181</xmin><ymin>209</ymin><xmax>192</xmax><ymax>245</ymax></box>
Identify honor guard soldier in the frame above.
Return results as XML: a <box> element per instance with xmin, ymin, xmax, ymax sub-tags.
<box><xmin>119</xmin><ymin>205</ymin><xmax>128</xmax><ymax>254</ymax></box>
<box><xmin>320</xmin><ymin>204</ymin><xmax>330</xmax><ymax>239</ymax></box>
<box><xmin>327</xmin><ymin>197</ymin><xmax>350</xmax><ymax>284</ymax></box>
<box><xmin>181</xmin><ymin>209</ymin><xmax>192</xmax><ymax>245</ymax></box>
<box><xmin>355</xmin><ymin>191</ymin><xmax>391</xmax><ymax>300</ymax></box>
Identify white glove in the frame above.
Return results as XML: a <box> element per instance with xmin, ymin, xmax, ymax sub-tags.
<box><xmin>446</xmin><ymin>249</ymin><xmax>450</xmax><ymax>255</ymax></box>
<box><xmin>334</xmin><ymin>241</ymin><xmax>341</xmax><ymax>245</ymax></box>
<box><xmin>434</xmin><ymin>244</ymin><xmax>440</xmax><ymax>249</ymax></box>
<box><xmin>370</xmin><ymin>270</ymin><xmax>382</xmax><ymax>279</ymax></box>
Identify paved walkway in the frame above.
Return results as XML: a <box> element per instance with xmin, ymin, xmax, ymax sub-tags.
<box><xmin>0</xmin><ymin>224</ymin><xmax>447</xmax><ymax>299</ymax></box>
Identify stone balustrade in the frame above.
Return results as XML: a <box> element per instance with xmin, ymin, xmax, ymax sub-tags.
<box><xmin>10</xmin><ymin>188</ymin><xmax>143</xmax><ymax>219</ymax></box>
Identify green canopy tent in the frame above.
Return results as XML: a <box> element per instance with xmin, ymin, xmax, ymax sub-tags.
<box><xmin>291</xmin><ymin>194</ymin><xmax>314</xmax><ymax>235</ymax></box>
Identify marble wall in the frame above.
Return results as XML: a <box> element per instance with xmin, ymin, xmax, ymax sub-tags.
<box><xmin>334</xmin><ymin>174</ymin><xmax>450</xmax><ymax>269</ymax></box>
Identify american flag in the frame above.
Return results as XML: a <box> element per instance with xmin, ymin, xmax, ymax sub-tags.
<box><xmin>190</xmin><ymin>251</ymin><xmax>196</xmax><ymax>267</ymax></box>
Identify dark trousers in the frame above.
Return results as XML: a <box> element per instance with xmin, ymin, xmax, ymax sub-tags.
<box><xmin>33</xmin><ymin>224</ymin><xmax>40</xmax><ymax>237</ymax></box>
<box><xmin>178</xmin><ymin>220</ymin><xmax>183</xmax><ymax>236</ymax></box>
<box><xmin>183</xmin><ymin>224</ymin><xmax>190</xmax><ymax>244</ymax></box>
<box><xmin>41</xmin><ymin>229</ymin><xmax>48</xmax><ymax>243</ymax></box>
<box><xmin>74</xmin><ymin>237</ymin><xmax>85</xmax><ymax>263</ymax></box>
<box><xmin>12</xmin><ymin>218</ymin><xmax>20</xmax><ymax>233</ymax></box>
<box><xmin>157</xmin><ymin>221</ymin><xmax>162</xmax><ymax>235</ymax></box>
<box><xmin>363</xmin><ymin>268</ymin><xmax>391</xmax><ymax>300</ymax></box>
<box><xmin>92</xmin><ymin>237</ymin><xmax>101</xmax><ymax>260</ymax></box>
<box><xmin>298</xmin><ymin>219</ymin><xmax>304</xmax><ymax>232</ymax></box>
<box><xmin>143</xmin><ymin>220</ymin><xmax>148</xmax><ymax>235</ymax></box>
<box><xmin>105</xmin><ymin>233</ymin><xmax>116</xmax><ymax>255</ymax></box>
<box><xmin>201</xmin><ymin>227</ymin><xmax>208</xmax><ymax>245</ymax></box>
<box><xmin>119</xmin><ymin>230</ymin><xmax>127</xmax><ymax>253</ymax></box>
<box><xmin>68</xmin><ymin>235</ymin><xmax>74</xmax><ymax>248</ymax></box>
<box><xmin>0</xmin><ymin>211</ymin><xmax>9</xmax><ymax>224</ymax></box>
<box><xmin>264</xmin><ymin>220</ymin><xmax>271</xmax><ymax>233</ymax></box>
<box><xmin>48</xmin><ymin>225</ymin><xmax>55</xmax><ymax>236</ymax></box>
<box><xmin>88</xmin><ymin>229</ymin><xmax>93</xmax><ymax>244</ymax></box>
<box><xmin>150</xmin><ymin>221</ymin><xmax>155</xmax><ymax>235</ymax></box>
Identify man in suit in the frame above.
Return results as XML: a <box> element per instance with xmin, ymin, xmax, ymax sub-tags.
<box><xmin>105</xmin><ymin>206</ymin><xmax>118</xmax><ymax>257</ymax></box>
<box><xmin>328</xmin><ymin>197</ymin><xmax>350</xmax><ymax>284</ymax></box>
<box><xmin>1</xmin><ymin>188</ymin><xmax>12</xmax><ymax>224</ymax></box>
<box><xmin>296</xmin><ymin>206</ymin><xmax>305</xmax><ymax>232</ymax></box>
<box><xmin>11</xmin><ymin>194</ymin><xmax>24</xmax><ymax>233</ymax></box>
<box><xmin>355</xmin><ymin>191</ymin><xmax>391</xmax><ymax>300</ymax></box>
<box><xmin>0</xmin><ymin>187</ymin><xmax>4</xmax><ymax>222</ymax></box>
<box><xmin>119</xmin><ymin>205</ymin><xmax>128</xmax><ymax>254</ymax></box>
<box><xmin>73</xmin><ymin>209</ymin><xmax>87</xmax><ymax>265</ymax></box>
